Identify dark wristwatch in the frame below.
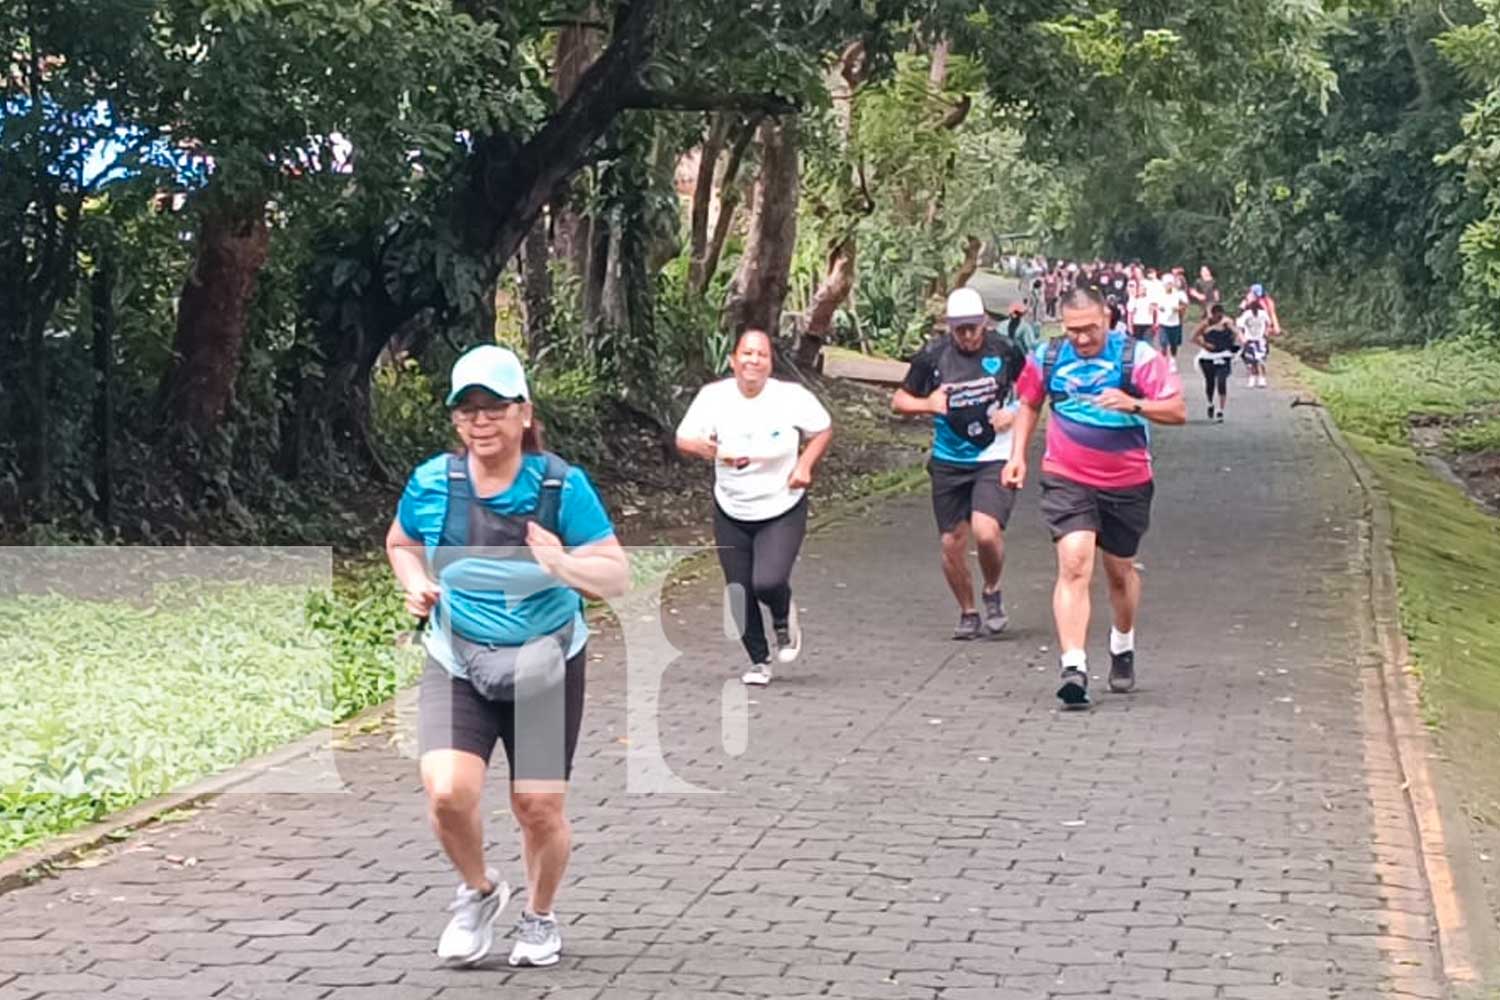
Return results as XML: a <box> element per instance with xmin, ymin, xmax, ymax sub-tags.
<box><xmin>1131</xmin><ymin>402</ymin><xmax>1143</xmax><ymax>415</ymax></box>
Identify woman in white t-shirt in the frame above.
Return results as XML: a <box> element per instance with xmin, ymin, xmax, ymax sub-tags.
<box><xmin>675</xmin><ymin>330</ymin><xmax>834</xmax><ymax>686</ymax></box>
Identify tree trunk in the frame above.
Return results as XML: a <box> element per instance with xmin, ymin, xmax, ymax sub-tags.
<box><xmin>695</xmin><ymin>117</ymin><xmax>757</xmax><ymax>296</ymax></box>
<box><xmin>688</xmin><ymin>113</ymin><xmax>729</xmax><ymax>289</ymax></box>
<box><xmin>951</xmin><ymin>235</ymin><xmax>983</xmax><ymax>291</ymax></box>
<box><xmin>158</xmin><ymin>200</ymin><xmax>271</xmax><ymax>436</ymax></box>
<box><xmin>803</xmin><ymin>236</ymin><xmax>856</xmax><ymax>339</ymax></box>
<box><xmin>90</xmin><ymin>250</ymin><xmax>116</xmax><ymax>527</ymax></box>
<box><xmin>798</xmin><ymin>39</ymin><xmax>870</xmax><ymax>367</ymax></box>
<box><xmin>550</xmin><ymin>4</ymin><xmax>604</xmax><ymax>275</ymax></box>
<box><xmin>724</xmin><ymin>118</ymin><xmax>799</xmax><ymax>334</ymax></box>
<box><xmin>522</xmin><ymin>214</ymin><xmax>553</xmax><ymax>360</ymax></box>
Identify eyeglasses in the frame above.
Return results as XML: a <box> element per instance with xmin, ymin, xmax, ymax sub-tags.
<box><xmin>452</xmin><ymin>401</ymin><xmax>520</xmax><ymax>424</ymax></box>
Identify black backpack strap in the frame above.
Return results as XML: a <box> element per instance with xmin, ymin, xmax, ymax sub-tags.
<box><xmin>1042</xmin><ymin>337</ymin><xmax>1067</xmax><ymax>406</ymax></box>
<box><xmin>429</xmin><ymin>453</ymin><xmax>473</xmax><ymax>577</ymax></box>
<box><xmin>534</xmin><ymin>451</ymin><xmax>569</xmax><ymax>536</ymax></box>
<box><xmin>1119</xmin><ymin>339</ymin><xmax>1142</xmax><ymax>399</ymax></box>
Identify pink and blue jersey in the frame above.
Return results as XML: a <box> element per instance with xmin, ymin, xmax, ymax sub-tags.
<box><xmin>1015</xmin><ymin>332</ymin><xmax>1182</xmax><ymax>489</ymax></box>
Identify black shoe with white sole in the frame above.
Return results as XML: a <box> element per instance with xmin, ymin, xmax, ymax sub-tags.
<box><xmin>1056</xmin><ymin>666</ymin><xmax>1090</xmax><ymax>709</ymax></box>
<box><xmin>1108</xmin><ymin>650</ymin><xmax>1136</xmax><ymax>693</ymax></box>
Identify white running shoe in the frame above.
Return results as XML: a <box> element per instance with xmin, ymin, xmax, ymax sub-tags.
<box><xmin>1258</xmin><ymin>375</ymin><xmax>1269</xmax><ymax>388</ymax></box>
<box><xmin>742</xmin><ymin>663</ymin><xmax>773</xmax><ymax>686</ymax></box>
<box><xmin>437</xmin><ymin>870</ymin><xmax>510</xmax><ymax>965</ymax></box>
<box><xmin>1246</xmin><ymin>376</ymin><xmax>1256</xmax><ymax>388</ymax></box>
<box><xmin>775</xmin><ymin>603</ymin><xmax>802</xmax><ymax>664</ymax></box>
<box><xmin>508</xmin><ymin>911</ymin><xmax>562</xmax><ymax>967</ymax></box>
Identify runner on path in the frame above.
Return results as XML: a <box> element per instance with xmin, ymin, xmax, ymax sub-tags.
<box><xmin>1238</xmin><ymin>298</ymin><xmax>1273</xmax><ymax>388</ymax></box>
<box><xmin>1192</xmin><ymin>303</ymin><xmax>1239</xmax><ymax>422</ymax></box>
<box><xmin>1004</xmin><ymin>287</ymin><xmax>1186</xmax><ymax>708</ymax></box>
<box><xmin>1158</xmin><ymin>271</ymin><xmax>1191</xmax><ymax>369</ymax></box>
<box><xmin>1127</xmin><ymin>265</ymin><xmax>1160</xmax><ymax>342</ymax></box>
<box><xmin>1190</xmin><ymin>264</ymin><xmax>1221</xmax><ymax>320</ymax></box>
<box><xmin>385</xmin><ymin>345</ymin><xmax>630</xmax><ymax>969</ymax></box>
<box><xmin>893</xmin><ymin>287</ymin><xmax>1026</xmax><ymax>640</ymax></box>
<box><xmin>676</xmin><ymin>330</ymin><xmax>833</xmax><ymax>687</ymax></box>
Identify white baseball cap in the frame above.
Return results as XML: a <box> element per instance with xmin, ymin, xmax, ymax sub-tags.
<box><xmin>446</xmin><ymin>345</ymin><xmax>530</xmax><ymax>406</ymax></box>
<box><xmin>945</xmin><ymin>287</ymin><xmax>987</xmax><ymax>327</ymax></box>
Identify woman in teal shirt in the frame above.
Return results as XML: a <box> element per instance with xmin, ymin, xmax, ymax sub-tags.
<box><xmin>385</xmin><ymin>345</ymin><xmax>628</xmax><ymax>971</ymax></box>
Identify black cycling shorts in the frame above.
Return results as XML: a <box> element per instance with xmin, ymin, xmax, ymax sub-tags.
<box><xmin>418</xmin><ymin>649</ymin><xmax>587</xmax><ymax>782</ymax></box>
<box><xmin>929</xmin><ymin>459</ymin><xmax>1016</xmax><ymax>534</ymax></box>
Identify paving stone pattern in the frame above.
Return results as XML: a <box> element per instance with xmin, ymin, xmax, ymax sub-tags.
<box><xmin>0</xmin><ymin>384</ymin><xmax>1449</xmax><ymax>999</ymax></box>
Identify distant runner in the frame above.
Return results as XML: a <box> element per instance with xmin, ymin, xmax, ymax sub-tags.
<box><xmin>1190</xmin><ymin>265</ymin><xmax>1221</xmax><ymax>321</ymax></box>
<box><xmin>1192</xmin><ymin>304</ymin><xmax>1239</xmax><ymax>421</ymax></box>
<box><xmin>1237</xmin><ymin>299</ymin><xmax>1272</xmax><ymax>388</ymax></box>
<box><xmin>1004</xmin><ymin>288</ymin><xmax>1186</xmax><ymax>708</ymax></box>
<box><xmin>1157</xmin><ymin>272</ymin><xmax>1190</xmax><ymax>369</ymax></box>
<box><xmin>893</xmin><ymin>287</ymin><xmax>1026</xmax><ymax>640</ymax></box>
<box><xmin>676</xmin><ymin>330</ymin><xmax>833</xmax><ymax>686</ymax></box>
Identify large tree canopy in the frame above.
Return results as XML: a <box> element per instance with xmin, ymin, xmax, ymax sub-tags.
<box><xmin>1</xmin><ymin>0</ymin><xmax>1494</xmax><ymax>542</ymax></box>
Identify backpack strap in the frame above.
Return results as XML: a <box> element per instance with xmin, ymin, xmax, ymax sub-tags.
<box><xmin>534</xmin><ymin>451</ymin><xmax>569</xmax><ymax>536</ymax></box>
<box><xmin>1042</xmin><ymin>337</ymin><xmax>1067</xmax><ymax>406</ymax></box>
<box><xmin>439</xmin><ymin>453</ymin><xmax>472</xmax><ymax>547</ymax></box>
<box><xmin>1118</xmin><ymin>337</ymin><xmax>1143</xmax><ymax>399</ymax></box>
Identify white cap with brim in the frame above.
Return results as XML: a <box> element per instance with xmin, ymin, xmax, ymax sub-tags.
<box><xmin>945</xmin><ymin>286</ymin><xmax>988</xmax><ymax>327</ymax></box>
<box><xmin>445</xmin><ymin>345</ymin><xmax>530</xmax><ymax>407</ymax></box>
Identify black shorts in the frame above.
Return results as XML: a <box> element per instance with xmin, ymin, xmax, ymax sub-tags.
<box><xmin>1039</xmin><ymin>473</ymin><xmax>1154</xmax><ymax>558</ymax></box>
<box><xmin>1162</xmin><ymin>324</ymin><xmax>1183</xmax><ymax>349</ymax></box>
<box><xmin>418</xmin><ymin>649</ymin><xmax>587</xmax><ymax>782</ymax></box>
<box><xmin>929</xmin><ymin>459</ymin><xmax>1016</xmax><ymax>534</ymax></box>
<box><xmin>1132</xmin><ymin>324</ymin><xmax>1154</xmax><ymax>340</ymax></box>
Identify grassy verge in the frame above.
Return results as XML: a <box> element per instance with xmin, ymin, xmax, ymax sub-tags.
<box><xmin>0</xmin><ymin>564</ymin><xmax>420</xmax><ymax>860</ymax></box>
<box><xmin>1288</xmin><ymin>341</ymin><xmax>1500</xmax><ymax>836</ymax></box>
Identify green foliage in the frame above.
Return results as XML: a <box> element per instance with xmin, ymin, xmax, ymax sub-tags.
<box><xmin>1302</xmin><ymin>337</ymin><xmax>1500</xmax><ymax>444</ymax></box>
<box><xmin>0</xmin><ymin>564</ymin><xmax>419</xmax><ymax>857</ymax></box>
<box><xmin>1447</xmin><ymin>416</ymin><xmax>1500</xmax><ymax>453</ymax></box>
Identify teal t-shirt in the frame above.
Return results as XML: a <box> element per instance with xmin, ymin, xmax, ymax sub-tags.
<box><xmin>397</xmin><ymin>453</ymin><xmax>616</xmax><ymax>671</ymax></box>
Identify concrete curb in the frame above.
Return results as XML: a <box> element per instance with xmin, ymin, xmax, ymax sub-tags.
<box><xmin>0</xmin><ymin>463</ymin><xmax>927</xmax><ymax>898</ymax></box>
<box><xmin>1314</xmin><ymin>406</ymin><xmax>1500</xmax><ymax>997</ymax></box>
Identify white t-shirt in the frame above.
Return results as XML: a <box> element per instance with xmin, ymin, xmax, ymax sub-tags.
<box><xmin>1237</xmin><ymin>310</ymin><xmax>1270</xmax><ymax>343</ymax></box>
<box><xmin>1128</xmin><ymin>280</ymin><xmax>1162</xmax><ymax>325</ymax></box>
<box><xmin>1159</xmin><ymin>288</ymin><xmax>1190</xmax><ymax>326</ymax></box>
<box><xmin>677</xmin><ymin>377</ymin><xmax>833</xmax><ymax>522</ymax></box>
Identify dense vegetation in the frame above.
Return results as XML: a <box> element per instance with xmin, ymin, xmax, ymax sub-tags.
<box><xmin>9</xmin><ymin>0</ymin><xmax>1500</xmax><ymax>546</ymax></box>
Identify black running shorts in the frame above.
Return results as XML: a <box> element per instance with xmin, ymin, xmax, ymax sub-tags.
<box><xmin>418</xmin><ymin>649</ymin><xmax>587</xmax><ymax>782</ymax></box>
<box><xmin>929</xmin><ymin>459</ymin><xmax>1016</xmax><ymax>534</ymax></box>
<box><xmin>1039</xmin><ymin>472</ymin><xmax>1154</xmax><ymax>558</ymax></box>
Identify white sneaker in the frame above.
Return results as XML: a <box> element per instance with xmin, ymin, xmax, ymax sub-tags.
<box><xmin>775</xmin><ymin>603</ymin><xmax>802</xmax><ymax>664</ymax></box>
<box><xmin>742</xmin><ymin>663</ymin><xmax>772</xmax><ymax>686</ymax></box>
<box><xmin>508</xmin><ymin>911</ymin><xmax>562</xmax><ymax>967</ymax></box>
<box><xmin>1246</xmin><ymin>376</ymin><xmax>1256</xmax><ymax>388</ymax></box>
<box><xmin>437</xmin><ymin>870</ymin><xmax>510</xmax><ymax>965</ymax></box>
<box><xmin>1258</xmin><ymin>376</ymin><xmax>1269</xmax><ymax>388</ymax></box>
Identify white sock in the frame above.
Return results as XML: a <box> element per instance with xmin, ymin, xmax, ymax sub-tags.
<box><xmin>528</xmin><ymin>910</ymin><xmax>555</xmax><ymax>922</ymax></box>
<box><xmin>1061</xmin><ymin>649</ymin><xmax>1087</xmax><ymax>670</ymax></box>
<box><xmin>1110</xmin><ymin>627</ymin><xmax>1135</xmax><ymax>655</ymax></box>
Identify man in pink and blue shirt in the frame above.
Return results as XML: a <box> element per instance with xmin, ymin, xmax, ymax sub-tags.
<box><xmin>1004</xmin><ymin>287</ymin><xmax>1186</xmax><ymax>709</ymax></box>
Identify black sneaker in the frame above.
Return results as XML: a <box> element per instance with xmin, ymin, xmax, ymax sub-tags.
<box><xmin>1108</xmin><ymin>650</ymin><xmax>1136</xmax><ymax>693</ymax></box>
<box><xmin>1214</xmin><ymin>410</ymin><xmax>1225</xmax><ymax>424</ymax></box>
<box><xmin>1206</xmin><ymin>404</ymin><xmax>1214</xmax><ymax>421</ymax></box>
<box><xmin>952</xmin><ymin>612</ymin><xmax>982</xmax><ymax>641</ymax></box>
<box><xmin>1056</xmin><ymin>666</ymin><xmax>1090</xmax><ymax>709</ymax></box>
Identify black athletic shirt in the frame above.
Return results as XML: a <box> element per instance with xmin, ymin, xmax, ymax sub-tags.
<box><xmin>903</xmin><ymin>330</ymin><xmax>1026</xmax><ymax>465</ymax></box>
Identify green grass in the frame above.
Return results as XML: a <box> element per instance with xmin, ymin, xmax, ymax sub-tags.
<box><xmin>0</xmin><ymin>564</ymin><xmax>419</xmax><ymax>859</ymax></box>
<box><xmin>1299</xmin><ymin>336</ymin><xmax>1500</xmax><ymax>445</ymax></box>
<box><xmin>1290</xmin><ymin>341</ymin><xmax>1500</xmax><ymax>830</ymax></box>
<box><xmin>1359</xmin><ymin>440</ymin><xmax>1500</xmax><ymax>826</ymax></box>
<box><xmin>1449</xmin><ymin>417</ymin><xmax>1500</xmax><ymax>455</ymax></box>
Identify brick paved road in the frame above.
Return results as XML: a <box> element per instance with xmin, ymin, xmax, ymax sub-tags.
<box><xmin>0</xmin><ymin>382</ymin><xmax>1451</xmax><ymax>999</ymax></box>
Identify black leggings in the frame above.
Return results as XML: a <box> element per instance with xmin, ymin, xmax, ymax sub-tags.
<box><xmin>714</xmin><ymin>499</ymin><xmax>808</xmax><ymax>664</ymax></box>
<box><xmin>1199</xmin><ymin>359</ymin><xmax>1230</xmax><ymax>400</ymax></box>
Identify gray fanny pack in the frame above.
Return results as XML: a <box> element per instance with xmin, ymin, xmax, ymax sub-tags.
<box><xmin>449</xmin><ymin>622</ymin><xmax>573</xmax><ymax>701</ymax></box>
